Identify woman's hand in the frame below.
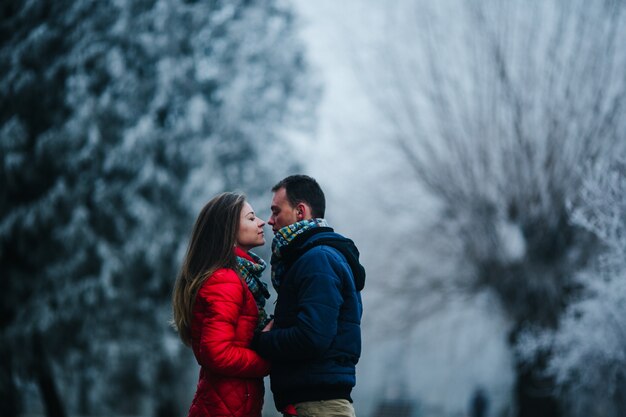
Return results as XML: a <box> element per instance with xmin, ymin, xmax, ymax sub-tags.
<box><xmin>262</xmin><ymin>319</ymin><xmax>274</xmax><ymax>332</ymax></box>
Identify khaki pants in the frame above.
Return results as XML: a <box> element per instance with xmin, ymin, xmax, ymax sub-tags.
<box><xmin>294</xmin><ymin>399</ymin><xmax>356</xmax><ymax>417</ymax></box>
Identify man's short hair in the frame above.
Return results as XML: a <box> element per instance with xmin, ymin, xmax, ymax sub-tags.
<box><xmin>272</xmin><ymin>175</ymin><xmax>326</xmax><ymax>218</ymax></box>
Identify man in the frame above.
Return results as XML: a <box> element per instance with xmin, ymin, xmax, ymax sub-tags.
<box><xmin>252</xmin><ymin>175</ymin><xmax>365</xmax><ymax>417</ymax></box>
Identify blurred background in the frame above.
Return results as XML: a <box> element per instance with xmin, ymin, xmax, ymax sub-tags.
<box><xmin>2</xmin><ymin>1</ymin><xmax>626</xmax><ymax>417</ymax></box>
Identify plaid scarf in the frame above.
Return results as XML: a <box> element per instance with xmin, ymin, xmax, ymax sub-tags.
<box><xmin>271</xmin><ymin>218</ymin><xmax>329</xmax><ymax>290</ymax></box>
<box><xmin>235</xmin><ymin>250</ymin><xmax>271</xmax><ymax>331</ymax></box>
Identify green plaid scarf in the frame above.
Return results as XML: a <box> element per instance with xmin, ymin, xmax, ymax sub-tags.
<box><xmin>235</xmin><ymin>251</ymin><xmax>271</xmax><ymax>331</ymax></box>
<box><xmin>271</xmin><ymin>218</ymin><xmax>329</xmax><ymax>290</ymax></box>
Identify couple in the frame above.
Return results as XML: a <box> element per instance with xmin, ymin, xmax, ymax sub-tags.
<box><xmin>172</xmin><ymin>175</ymin><xmax>366</xmax><ymax>417</ymax></box>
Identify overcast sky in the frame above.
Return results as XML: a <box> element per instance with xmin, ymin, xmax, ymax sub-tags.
<box><xmin>289</xmin><ymin>3</ymin><xmax>516</xmax><ymax>416</ymax></box>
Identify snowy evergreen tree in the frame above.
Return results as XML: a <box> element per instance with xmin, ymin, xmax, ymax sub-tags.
<box><xmin>0</xmin><ymin>0</ymin><xmax>313</xmax><ymax>416</ymax></box>
<box><xmin>352</xmin><ymin>1</ymin><xmax>626</xmax><ymax>415</ymax></box>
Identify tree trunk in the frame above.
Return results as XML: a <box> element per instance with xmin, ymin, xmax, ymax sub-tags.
<box><xmin>514</xmin><ymin>360</ymin><xmax>560</xmax><ymax>417</ymax></box>
<box><xmin>77</xmin><ymin>372</ymin><xmax>91</xmax><ymax>416</ymax></box>
<box><xmin>0</xmin><ymin>346</ymin><xmax>22</xmax><ymax>417</ymax></box>
<box><xmin>32</xmin><ymin>333</ymin><xmax>66</xmax><ymax>417</ymax></box>
<box><xmin>154</xmin><ymin>357</ymin><xmax>178</xmax><ymax>417</ymax></box>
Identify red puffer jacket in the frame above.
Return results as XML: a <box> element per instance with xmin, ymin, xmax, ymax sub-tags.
<box><xmin>188</xmin><ymin>267</ymin><xmax>271</xmax><ymax>417</ymax></box>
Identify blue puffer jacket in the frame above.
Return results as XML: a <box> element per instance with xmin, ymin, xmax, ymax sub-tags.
<box><xmin>252</xmin><ymin>227</ymin><xmax>365</xmax><ymax>411</ymax></box>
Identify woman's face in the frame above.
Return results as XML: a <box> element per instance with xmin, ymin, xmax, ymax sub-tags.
<box><xmin>236</xmin><ymin>201</ymin><xmax>266</xmax><ymax>252</ymax></box>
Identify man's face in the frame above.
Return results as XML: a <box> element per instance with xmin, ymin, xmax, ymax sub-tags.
<box><xmin>268</xmin><ymin>187</ymin><xmax>299</xmax><ymax>233</ymax></box>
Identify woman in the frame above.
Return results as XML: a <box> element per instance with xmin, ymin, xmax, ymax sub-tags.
<box><xmin>172</xmin><ymin>192</ymin><xmax>271</xmax><ymax>417</ymax></box>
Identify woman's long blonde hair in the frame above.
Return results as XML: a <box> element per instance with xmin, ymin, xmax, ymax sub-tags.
<box><xmin>172</xmin><ymin>192</ymin><xmax>246</xmax><ymax>346</ymax></box>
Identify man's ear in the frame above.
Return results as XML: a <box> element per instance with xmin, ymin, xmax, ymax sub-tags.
<box><xmin>296</xmin><ymin>202</ymin><xmax>308</xmax><ymax>220</ymax></box>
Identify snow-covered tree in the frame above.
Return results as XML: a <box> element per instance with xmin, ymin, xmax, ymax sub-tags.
<box><xmin>353</xmin><ymin>0</ymin><xmax>626</xmax><ymax>415</ymax></box>
<box><xmin>0</xmin><ymin>1</ymin><xmax>313</xmax><ymax>416</ymax></box>
<box><xmin>517</xmin><ymin>156</ymin><xmax>626</xmax><ymax>417</ymax></box>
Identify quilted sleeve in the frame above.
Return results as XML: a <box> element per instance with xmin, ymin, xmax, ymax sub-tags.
<box><xmin>253</xmin><ymin>248</ymin><xmax>343</xmax><ymax>361</ymax></box>
<box><xmin>194</xmin><ymin>269</ymin><xmax>271</xmax><ymax>378</ymax></box>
